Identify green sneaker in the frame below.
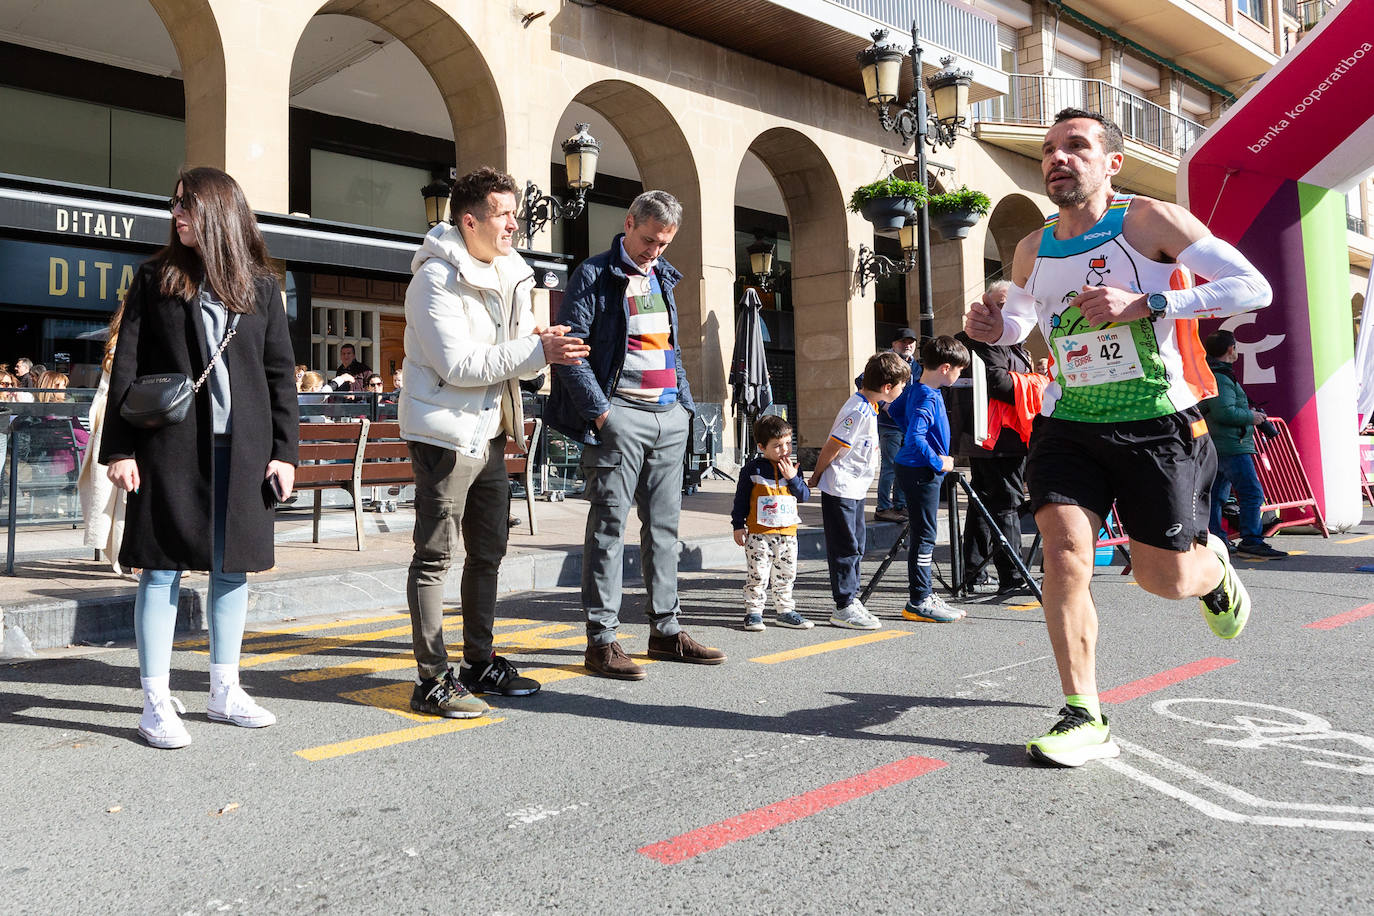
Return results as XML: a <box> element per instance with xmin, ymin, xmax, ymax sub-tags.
<box><xmin>1200</xmin><ymin>533</ymin><xmax>1251</xmax><ymax>639</ymax></box>
<box><xmin>410</xmin><ymin>667</ymin><xmax>490</xmax><ymax>719</ymax></box>
<box><xmin>1026</xmin><ymin>705</ymin><xmax>1121</xmax><ymax>767</ymax></box>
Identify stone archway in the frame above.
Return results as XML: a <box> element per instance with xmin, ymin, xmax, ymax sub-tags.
<box><xmin>987</xmin><ymin>193</ymin><xmax>1044</xmax><ymax>269</ymax></box>
<box><xmin>562</xmin><ymin>80</ymin><xmax>706</xmax><ymax>393</ymax></box>
<box><xmin>741</xmin><ymin>128</ymin><xmax>849</xmax><ymax>445</ymax></box>
<box><xmin>146</xmin><ymin>0</ymin><xmax>227</xmax><ymax>173</ymax></box>
<box><xmin>312</xmin><ymin>0</ymin><xmax>505</xmax><ymax>170</ymax></box>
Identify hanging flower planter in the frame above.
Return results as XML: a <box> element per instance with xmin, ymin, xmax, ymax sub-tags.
<box><xmin>849</xmin><ymin>177</ymin><xmax>926</xmax><ymax>232</ymax></box>
<box><xmin>927</xmin><ymin>187</ymin><xmax>992</xmax><ymax>241</ymax></box>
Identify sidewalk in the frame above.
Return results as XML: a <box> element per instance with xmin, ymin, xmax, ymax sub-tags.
<box><xmin>1</xmin><ymin>476</ymin><xmax>912</xmax><ymax>651</ymax></box>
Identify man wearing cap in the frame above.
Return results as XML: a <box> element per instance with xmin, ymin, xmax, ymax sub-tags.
<box><xmin>874</xmin><ymin>329</ymin><xmax>918</xmax><ymax>522</ymax></box>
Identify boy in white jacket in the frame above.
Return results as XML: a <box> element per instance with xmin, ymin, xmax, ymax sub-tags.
<box><xmin>399</xmin><ymin>166</ymin><xmax>588</xmax><ymax>719</ymax></box>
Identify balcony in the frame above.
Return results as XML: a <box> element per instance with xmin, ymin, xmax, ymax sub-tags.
<box><xmin>973</xmin><ymin>75</ymin><xmax>1206</xmax><ymax>201</ymax></box>
<box><xmin>1350</xmin><ymin>214</ymin><xmax>1368</xmax><ymax>236</ymax></box>
<box><xmin>1297</xmin><ymin>0</ymin><xmax>1337</xmax><ymax>30</ymax></box>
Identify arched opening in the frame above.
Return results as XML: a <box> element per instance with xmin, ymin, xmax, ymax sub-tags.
<box><xmin>286</xmin><ymin>4</ymin><xmax>504</xmax><ymax>381</ymax></box>
<box><xmin>0</xmin><ymin>0</ymin><xmax>200</xmax><ymax>385</ymax></box>
<box><xmin>550</xmin><ymin>80</ymin><xmax>705</xmax><ymax>399</ymax></box>
<box><xmin>986</xmin><ymin>194</ymin><xmax>1044</xmax><ymax>275</ymax></box>
<box><xmin>741</xmin><ymin>128</ymin><xmax>848</xmax><ymax>447</ymax></box>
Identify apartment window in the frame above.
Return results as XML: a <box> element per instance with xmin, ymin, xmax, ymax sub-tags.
<box><xmin>1237</xmin><ymin>0</ymin><xmax>1268</xmax><ymax>24</ymax></box>
<box><xmin>311</xmin><ymin>302</ymin><xmax>378</xmax><ymax>375</ymax></box>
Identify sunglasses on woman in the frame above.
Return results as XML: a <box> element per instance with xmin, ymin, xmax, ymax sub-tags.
<box><xmin>167</xmin><ymin>193</ymin><xmax>195</xmax><ymax>212</ymax></box>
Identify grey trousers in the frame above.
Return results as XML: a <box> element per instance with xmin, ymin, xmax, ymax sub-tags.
<box><xmin>406</xmin><ymin>435</ymin><xmax>509</xmax><ymax>680</ymax></box>
<box><xmin>579</xmin><ymin>402</ymin><xmax>690</xmax><ymax>646</ymax></box>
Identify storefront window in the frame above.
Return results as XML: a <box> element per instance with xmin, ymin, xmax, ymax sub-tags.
<box><xmin>309</xmin><ymin>150</ymin><xmax>431</xmax><ymax>232</ymax></box>
<box><xmin>0</xmin><ymin>87</ymin><xmax>184</xmax><ymax>195</ymax></box>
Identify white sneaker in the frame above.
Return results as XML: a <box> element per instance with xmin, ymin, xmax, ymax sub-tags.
<box><xmin>208</xmin><ymin>683</ymin><xmax>277</xmax><ymax>728</ymax></box>
<box><xmin>139</xmin><ymin>693</ymin><xmax>192</xmax><ymax>749</ymax></box>
<box><xmin>830</xmin><ymin>600</ymin><xmax>881</xmax><ymax>630</ymax></box>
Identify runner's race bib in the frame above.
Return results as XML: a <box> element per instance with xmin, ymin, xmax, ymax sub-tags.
<box><xmin>756</xmin><ymin>494</ymin><xmax>799</xmax><ymax>528</ymax></box>
<box><xmin>1053</xmin><ymin>327</ymin><xmax>1144</xmax><ymax>387</ymax></box>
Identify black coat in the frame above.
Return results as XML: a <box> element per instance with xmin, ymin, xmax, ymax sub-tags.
<box><xmin>100</xmin><ymin>263</ymin><xmax>299</xmax><ymax>572</ymax></box>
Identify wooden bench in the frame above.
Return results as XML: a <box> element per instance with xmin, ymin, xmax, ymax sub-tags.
<box><xmin>295</xmin><ymin>420</ymin><xmax>411</xmax><ymax>550</ymax></box>
<box><xmin>293</xmin><ymin>417</ymin><xmax>541</xmax><ymax>548</ymax></box>
<box><xmin>505</xmin><ymin>417</ymin><xmax>541</xmax><ymax>535</ymax></box>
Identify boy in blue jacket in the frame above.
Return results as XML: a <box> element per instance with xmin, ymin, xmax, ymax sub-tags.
<box><xmin>731</xmin><ymin>415</ymin><xmax>812</xmax><ymax>631</ymax></box>
<box><xmin>890</xmin><ymin>335</ymin><xmax>970</xmax><ymax>623</ymax></box>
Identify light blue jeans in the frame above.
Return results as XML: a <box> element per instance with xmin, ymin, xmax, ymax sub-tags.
<box><xmin>135</xmin><ymin>443</ymin><xmax>247</xmax><ymax>677</ymax></box>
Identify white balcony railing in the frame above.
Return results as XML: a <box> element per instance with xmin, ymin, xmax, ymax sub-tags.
<box><xmin>833</xmin><ymin>0</ymin><xmax>999</xmax><ymax>68</ymax></box>
<box><xmin>974</xmin><ymin>74</ymin><xmax>1206</xmax><ymax>158</ymax></box>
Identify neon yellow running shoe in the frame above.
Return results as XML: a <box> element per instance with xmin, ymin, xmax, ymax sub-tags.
<box><xmin>1200</xmin><ymin>533</ymin><xmax>1251</xmax><ymax>639</ymax></box>
<box><xmin>1026</xmin><ymin>706</ymin><xmax>1121</xmax><ymax>767</ymax></box>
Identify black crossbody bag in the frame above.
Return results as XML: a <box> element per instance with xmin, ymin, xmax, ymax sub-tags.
<box><xmin>120</xmin><ymin>315</ymin><xmax>239</xmax><ymax>429</ymax></box>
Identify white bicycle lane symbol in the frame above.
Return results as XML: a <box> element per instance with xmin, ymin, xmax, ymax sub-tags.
<box><xmin>1153</xmin><ymin>698</ymin><xmax>1374</xmax><ymax>776</ymax></box>
<box><xmin>1100</xmin><ymin>698</ymin><xmax>1374</xmax><ymax>832</ymax></box>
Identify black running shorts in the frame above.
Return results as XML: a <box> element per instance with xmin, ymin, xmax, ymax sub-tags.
<box><xmin>1026</xmin><ymin>406</ymin><xmax>1217</xmax><ymax>552</ymax></box>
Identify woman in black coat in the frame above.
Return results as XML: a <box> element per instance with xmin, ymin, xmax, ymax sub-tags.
<box><xmin>102</xmin><ymin>167</ymin><xmax>299</xmax><ymax>750</ymax></box>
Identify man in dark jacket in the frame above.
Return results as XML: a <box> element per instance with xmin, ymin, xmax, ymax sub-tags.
<box><xmin>954</xmin><ymin>282</ymin><xmax>1038</xmax><ymax>592</ymax></box>
<box><xmin>550</xmin><ymin>190</ymin><xmax>725</xmax><ymax>679</ymax></box>
<box><xmin>1200</xmin><ymin>330</ymin><xmax>1286</xmax><ymax>558</ymax></box>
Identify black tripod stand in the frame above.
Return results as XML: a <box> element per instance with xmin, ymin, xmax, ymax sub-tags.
<box><xmin>859</xmin><ymin>470</ymin><xmax>1042</xmax><ymax>605</ymax></box>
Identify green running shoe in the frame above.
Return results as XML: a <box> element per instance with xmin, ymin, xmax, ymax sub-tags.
<box><xmin>1200</xmin><ymin>533</ymin><xmax>1251</xmax><ymax>639</ymax></box>
<box><xmin>1026</xmin><ymin>705</ymin><xmax>1121</xmax><ymax>767</ymax></box>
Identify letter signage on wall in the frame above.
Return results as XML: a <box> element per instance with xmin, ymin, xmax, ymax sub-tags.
<box><xmin>0</xmin><ymin>239</ymin><xmax>145</xmax><ymax>312</ymax></box>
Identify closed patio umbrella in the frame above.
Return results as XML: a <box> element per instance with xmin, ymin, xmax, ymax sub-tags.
<box><xmin>729</xmin><ymin>287</ymin><xmax>773</xmax><ymax>461</ymax></box>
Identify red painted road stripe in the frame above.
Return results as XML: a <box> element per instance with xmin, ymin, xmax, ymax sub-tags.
<box><xmin>638</xmin><ymin>755</ymin><xmax>947</xmax><ymax>865</ymax></box>
<box><xmin>1304</xmin><ymin>603</ymin><xmax>1374</xmax><ymax>630</ymax></box>
<box><xmin>1100</xmin><ymin>657</ymin><xmax>1237</xmax><ymax>704</ymax></box>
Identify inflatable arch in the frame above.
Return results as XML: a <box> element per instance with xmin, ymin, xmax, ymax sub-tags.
<box><xmin>1179</xmin><ymin>0</ymin><xmax>1374</xmax><ymax>530</ymax></box>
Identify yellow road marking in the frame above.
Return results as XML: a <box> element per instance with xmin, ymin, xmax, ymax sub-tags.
<box><xmin>237</xmin><ymin>617</ymin><xmax>540</xmax><ymax>669</ymax></box>
<box><xmin>750</xmin><ymin>630</ymin><xmax>909</xmax><ymax>664</ymax></box>
<box><xmin>294</xmin><ymin>717</ymin><xmax>504</xmax><ymax>762</ymax></box>
<box><xmin>1337</xmin><ymin>534</ymin><xmax>1374</xmax><ymax>544</ymax></box>
<box><xmin>295</xmin><ymin>645</ymin><xmax>653</xmax><ymax>761</ymax></box>
<box><xmin>284</xmin><ymin>624</ymin><xmax>599</xmax><ymax>683</ymax></box>
<box><xmin>1010</xmin><ymin>601</ymin><xmax>1042</xmax><ymax>611</ymax></box>
<box><xmin>175</xmin><ymin>612</ymin><xmax>410</xmax><ymax>648</ymax></box>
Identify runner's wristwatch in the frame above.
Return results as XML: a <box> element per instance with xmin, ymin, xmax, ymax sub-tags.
<box><xmin>1146</xmin><ymin>292</ymin><xmax>1169</xmax><ymax>322</ymax></box>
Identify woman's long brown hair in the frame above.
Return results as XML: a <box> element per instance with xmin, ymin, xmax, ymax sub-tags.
<box><xmin>153</xmin><ymin>166</ymin><xmax>273</xmax><ymax>314</ymax></box>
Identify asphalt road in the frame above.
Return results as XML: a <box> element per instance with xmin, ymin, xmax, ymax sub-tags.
<box><xmin>3</xmin><ymin>520</ymin><xmax>1372</xmax><ymax>915</ymax></box>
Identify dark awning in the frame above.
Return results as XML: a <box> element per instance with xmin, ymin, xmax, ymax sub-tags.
<box><xmin>0</xmin><ymin>173</ymin><xmax>572</xmax><ymax>289</ymax></box>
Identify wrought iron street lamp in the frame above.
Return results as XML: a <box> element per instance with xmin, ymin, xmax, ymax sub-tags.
<box><xmin>746</xmin><ymin>235</ymin><xmax>777</xmax><ymax>291</ymax></box>
<box><xmin>855</xmin><ymin>221</ymin><xmax>919</xmax><ymax>294</ymax></box>
<box><xmin>519</xmin><ymin>122</ymin><xmax>601</xmax><ymax>247</ymax></box>
<box><xmin>857</xmin><ymin>25</ymin><xmax>972</xmax><ymax>338</ymax></box>
<box><xmin>422</xmin><ymin>177</ymin><xmax>453</xmax><ymax>228</ymax></box>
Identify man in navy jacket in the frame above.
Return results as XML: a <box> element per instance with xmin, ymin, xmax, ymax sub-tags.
<box><xmin>551</xmin><ymin>190</ymin><xmax>725</xmax><ymax>680</ymax></box>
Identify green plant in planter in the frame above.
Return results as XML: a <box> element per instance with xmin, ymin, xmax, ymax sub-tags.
<box><xmin>926</xmin><ymin>186</ymin><xmax>991</xmax><ymax>217</ymax></box>
<box><xmin>848</xmin><ymin>177</ymin><xmax>927</xmax><ymax>213</ymax></box>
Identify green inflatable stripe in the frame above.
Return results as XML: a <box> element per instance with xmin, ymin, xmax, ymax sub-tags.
<box><xmin>1297</xmin><ymin>182</ymin><xmax>1353</xmax><ymax>389</ymax></box>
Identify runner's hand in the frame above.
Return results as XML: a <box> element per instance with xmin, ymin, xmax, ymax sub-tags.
<box><xmin>1076</xmin><ymin>286</ymin><xmax>1149</xmax><ymax>326</ymax></box>
<box><xmin>964</xmin><ymin>296</ymin><xmax>1003</xmax><ymax>342</ymax></box>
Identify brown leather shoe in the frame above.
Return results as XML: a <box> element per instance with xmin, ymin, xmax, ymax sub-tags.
<box><xmin>646</xmin><ymin>631</ymin><xmax>726</xmax><ymax>665</ymax></box>
<box><xmin>584</xmin><ymin>641</ymin><xmax>647</xmax><ymax>680</ymax></box>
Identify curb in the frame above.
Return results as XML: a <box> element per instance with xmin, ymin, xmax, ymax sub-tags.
<box><xmin>4</xmin><ymin>522</ymin><xmax>909</xmax><ymax>651</ymax></box>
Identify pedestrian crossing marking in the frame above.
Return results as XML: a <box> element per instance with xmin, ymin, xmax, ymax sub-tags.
<box><xmin>750</xmin><ymin>630</ymin><xmax>909</xmax><ymax>664</ymax></box>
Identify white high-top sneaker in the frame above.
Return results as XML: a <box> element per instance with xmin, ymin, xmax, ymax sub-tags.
<box><xmin>138</xmin><ymin>676</ymin><xmax>192</xmax><ymax>749</ymax></box>
<box><xmin>207</xmin><ymin>664</ymin><xmax>276</xmax><ymax>728</ymax></box>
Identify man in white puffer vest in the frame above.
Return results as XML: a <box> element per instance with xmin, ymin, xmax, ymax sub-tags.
<box><xmin>399</xmin><ymin>166</ymin><xmax>589</xmax><ymax>719</ymax></box>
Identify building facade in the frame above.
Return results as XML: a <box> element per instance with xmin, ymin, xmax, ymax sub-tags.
<box><xmin>0</xmin><ymin>0</ymin><xmax>1367</xmax><ymax>445</ymax></box>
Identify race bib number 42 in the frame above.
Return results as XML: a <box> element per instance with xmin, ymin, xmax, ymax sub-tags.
<box><xmin>1054</xmin><ymin>328</ymin><xmax>1144</xmax><ymax>387</ymax></box>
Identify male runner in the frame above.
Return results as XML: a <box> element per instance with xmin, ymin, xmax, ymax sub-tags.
<box><xmin>964</xmin><ymin>108</ymin><xmax>1272</xmax><ymax>767</ymax></box>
